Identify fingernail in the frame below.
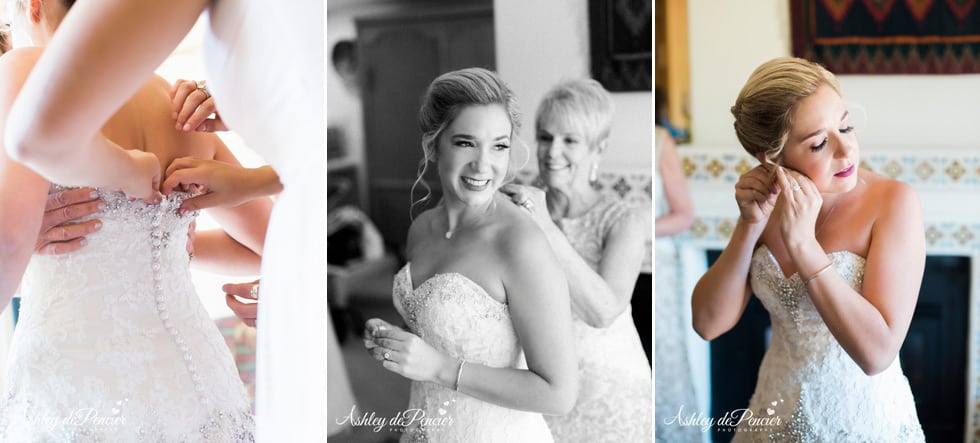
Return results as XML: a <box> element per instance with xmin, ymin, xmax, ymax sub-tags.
<box><xmin>182</xmin><ymin>123</ymin><xmax>191</xmax><ymax>131</ymax></box>
<box><xmin>89</xmin><ymin>191</ymin><xmax>99</xmax><ymax>199</ymax></box>
<box><xmin>94</xmin><ymin>221</ymin><xmax>102</xmax><ymax>231</ymax></box>
<box><xmin>98</xmin><ymin>202</ymin><xmax>106</xmax><ymax>211</ymax></box>
<box><xmin>80</xmin><ymin>238</ymin><xmax>88</xmax><ymax>247</ymax></box>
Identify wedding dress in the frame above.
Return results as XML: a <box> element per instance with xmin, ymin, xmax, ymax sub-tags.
<box><xmin>653</xmin><ymin>128</ymin><xmax>701</xmax><ymax>442</ymax></box>
<box><xmin>392</xmin><ymin>264</ymin><xmax>554</xmax><ymax>443</ymax></box>
<box><xmin>543</xmin><ymin>197</ymin><xmax>653</xmax><ymax>442</ymax></box>
<box><xmin>204</xmin><ymin>0</ymin><xmax>326</xmax><ymax>439</ymax></box>
<box><xmin>731</xmin><ymin>245</ymin><xmax>925</xmax><ymax>442</ymax></box>
<box><xmin>0</xmin><ymin>188</ymin><xmax>253</xmax><ymax>441</ymax></box>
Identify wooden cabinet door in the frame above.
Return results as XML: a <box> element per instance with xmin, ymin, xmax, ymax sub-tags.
<box><xmin>358</xmin><ymin>7</ymin><xmax>495</xmax><ymax>251</ymax></box>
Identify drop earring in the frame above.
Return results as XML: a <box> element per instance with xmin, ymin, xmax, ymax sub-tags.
<box><xmin>588</xmin><ymin>162</ymin><xmax>599</xmax><ymax>185</ymax></box>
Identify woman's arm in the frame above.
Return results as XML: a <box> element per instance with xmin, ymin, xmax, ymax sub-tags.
<box><xmin>545</xmin><ymin>207</ymin><xmax>647</xmax><ymax>328</ymax></box>
<box><xmin>191</xmin><ymin>230</ymin><xmax>262</xmax><ymax>276</ymax></box>
<box><xmin>656</xmin><ymin>135</ymin><xmax>694</xmax><ymax>237</ymax></box>
<box><xmin>369</xmin><ymin>220</ymin><xmax>578</xmax><ymax>415</ymax></box>
<box><xmin>4</xmin><ymin>0</ymin><xmax>207</xmax><ymax>198</ymax></box>
<box><xmin>786</xmin><ymin>178</ymin><xmax>924</xmax><ymax>375</ymax></box>
<box><xmin>501</xmin><ymin>184</ymin><xmax>645</xmax><ymax>328</ymax></box>
<box><xmin>691</xmin><ymin>164</ymin><xmax>776</xmax><ymax>340</ymax></box>
<box><xmin>0</xmin><ymin>49</ymin><xmax>52</xmax><ymax>308</ymax></box>
<box><xmin>455</xmin><ymin>222</ymin><xmax>577</xmax><ymax>415</ymax></box>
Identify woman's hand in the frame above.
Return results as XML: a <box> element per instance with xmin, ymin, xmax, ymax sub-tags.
<box><xmin>122</xmin><ymin>149</ymin><xmax>162</xmax><ymax>203</ymax></box>
<box><xmin>161</xmin><ymin>157</ymin><xmax>265</xmax><ymax>212</ymax></box>
<box><xmin>499</xmin><ymin>184</ymin><xmax>558</xmax><ymax>231</ymax></box>
<box><xmin>35</xmin><ymin>187</ymin><xmax>104</xmax><ymax>255</ymax></box>
<box><xmin>224</xmin><ymin>280</ymin><xmax>259</xmax><ymax>327</ymax></box>
<box><xmin>772</xmin><ymin>167</ymin><xmax>821</xmax><ymax>249</ymax></box>
<box><xmin>170</xmin><ymin>79</ymin><xmax>227</xmax><ymax>132</ymax></box>
<box><xmin>734</xmin><ymin>163</ymin><xmax>778</xmax><ymax>225</ymax></box>
<box><xmin>364</xmin><ymin>318</ymin><xmax>454</xmax><ymax>385</ymax></box>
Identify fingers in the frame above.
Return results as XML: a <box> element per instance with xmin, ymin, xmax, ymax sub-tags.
<box><xmin>45</xmin><ymin>188</ymin><xmax>100</xmax><ymax>212</ymax></box>
<box><xmin>225</xmin><ymin>294</ymin><xmax>257</xmax><ymax>327</ymax></box>
<box><xmin>171</xmin><ymin>79</ymin><xmax>197</xmax><ymax>118</ymax></box>
<box><xmin>176</xmin><ymin>91</ymin><xmax>215</xmax><ymax>131</ymax></box>
<box><xmin>177</xmin><ymin>193</ymin><xmax>223</xmax><ymax>214</ymax></box>
<box><xmin>222</xmin><ymin>280</ymin><xmax>260</xmax><ymax>300</ymax></box>
<box><xmin>161</xmin><ymin>168</ymin><xmax>204</xmax><ymax>196</ymax></box>
<box><xmin>36</xmin><ymin>236</ymin><xmax>88</xmax><ymax>255</ymax></box>
<box><xmin>40</xmin><ymin>218</ymin><xmax>102</xmax><ymax>243</ymax></box>
<box><xmin>42</xmin><ymin>198</ymin><xmax>104</xmax><ymax>231</ymax></box>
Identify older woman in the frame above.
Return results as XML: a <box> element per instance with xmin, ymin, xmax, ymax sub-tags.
<box><xmin>506</xmin><ymin>79</ymin><xmax>652</xmax><ymax>442</ymax></box>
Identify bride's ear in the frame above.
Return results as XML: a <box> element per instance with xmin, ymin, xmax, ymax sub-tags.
<box><xmin>28</xmin><ymin>0</ymin><xmax>43</xmax><ymax>23</ymax></box>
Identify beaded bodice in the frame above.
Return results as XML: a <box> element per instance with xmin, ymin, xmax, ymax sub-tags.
<box><xmin>0</xmin><ymin>187</ymin><xmax>254</xmax><ymax>442</ymax></box>
<box><xmin>731</xmin><ymin>245</ymin><xmax>924</xmax><ymax>442</ymax></box>
<box><xmin>391</xmin><ymin>264</ymin><xmax>552</xmax><ymax>442</ymax></box>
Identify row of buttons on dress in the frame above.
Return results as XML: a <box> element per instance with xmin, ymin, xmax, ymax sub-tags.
<box><xmin>149</xmin><ymin>202</ymin><xmax>208</xmax><ymax>406</ymax></box>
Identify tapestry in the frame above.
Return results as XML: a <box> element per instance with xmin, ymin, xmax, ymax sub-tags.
<box><xmin>791</xmin><ymin>0</ymin><xmax>980</xmax><ymax>74</ymax></box>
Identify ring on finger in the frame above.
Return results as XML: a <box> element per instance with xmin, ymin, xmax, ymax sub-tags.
<box><xmin>196</xmin><ymin>80</ymin><xmax>211</xmax><ymax>99</ymax></box>
<box><xmin>249</xmin><ymin>284</ymin><xmax>259</xmax><ymax>300</ymax></box>
<box><xmin>383</xmin><ymin>350</ymin><xmax>391</xmax><ymax>361</ymax></box>
<box><xmin>519</xmin><ymin>199</ymin><xmax>534</xmax><ymax>210</ymax></box>
<box><xmin>790</xmin><ymin>183</ymin><xmax>802</xmax><ymax>192</ymax></box>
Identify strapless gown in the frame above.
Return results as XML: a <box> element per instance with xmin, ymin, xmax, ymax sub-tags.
<box><xmin>731</xmin><ymin>245</ymin><xmax>924</xmax><ymax>442</ymax></box>
<box><xmin>0</xmin><ymin>188</ymin><xmax>253</xmax><ymax>442</ymax></box>
<box><xmin>392</xmin><ymin>264</ymin><xmax>553</xmax><ymax>442</ymax></box>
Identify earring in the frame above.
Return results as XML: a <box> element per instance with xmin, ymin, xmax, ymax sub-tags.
<box><xmin>588</xmin><ymin>162</ymin><xmax>599</xmax><ymax>184</ymax></box>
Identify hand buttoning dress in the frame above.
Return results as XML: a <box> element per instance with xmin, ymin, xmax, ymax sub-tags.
<box><xmin>543</xmin><ymin>197</ymin><xmax>653</xmax><ymax>442</ymax></box>
<box><xmin>392</xmin><ymin>264</ymin><xmax>554</xmax><ymax>443</ymax></box>
<box><xmin>0</xmin><ymin>188</ymin><xmax>253</xmax><ymax>441</ymax></box>
<box><xmin>731</xmin><ymin>245</ymin><xmax>924</xmax><ymax>442</ymax></box>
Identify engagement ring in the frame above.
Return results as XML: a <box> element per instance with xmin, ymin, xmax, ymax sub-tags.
<box><xmin>520</xmin><ymin>199</ymin><xmax>534</xmax><ymax>210</ymax></box>
<box><xmin>196</xmin><ymin>80</ymin><xmax>211</xmax><ymax>99</ymax></box>
<box><xmin>791</xmin><ymin>184</ymin><xmax>802</xmax><ymax>192</ymax></box>
<box><xmin>249</xmin><ymin>284</ymin><xmax>259</xmax><ymax>300</ymax></box>
<box><xmin>384</xmin><ymin>351</ymin><xmax>391</xmax><ymax>360</ymax></box>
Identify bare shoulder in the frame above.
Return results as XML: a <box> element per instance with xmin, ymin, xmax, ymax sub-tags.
<box><xmin>858</xmin><ymin>169</ymin><xmax>920</xmax><ymax>215</ymax></box>
<box><xmin>406</xmin><ymin>207</ymin><xmax>438</xmax><ymax>255</ymax></box>
<box><xmin>0</xmin><ymin>48</ymin><xmax>44</xmax><ymax>90</ymax></box>
<box><xmin>491</xmin><ymin>199</ymin><xmax>550</xmax><ymax>262</ymax></box>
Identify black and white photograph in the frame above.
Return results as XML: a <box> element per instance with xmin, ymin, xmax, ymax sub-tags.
<box><xmin>327</xmin><ymin>0</ymin><xmax>654</xmax><ymax>441</ymax></box>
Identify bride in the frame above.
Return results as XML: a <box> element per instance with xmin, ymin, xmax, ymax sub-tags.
<box><xmin>692</xmin><ymin>57</ymin><xmax>925</xmax><ymax>441</ymax></box>
<box><xmin>0</xmin><ymin>0</ymin><xmax>270</xmax><ymax>439</ymax></box>
<box><xmin>362</xmin><ymin>68</ymin><xmax>577</xmax><ymax>442</ymax></box>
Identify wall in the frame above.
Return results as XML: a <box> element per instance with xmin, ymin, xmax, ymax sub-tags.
<box><xmin>687</xmin><ymin>0</ymin><xmax>980</xmax><ymax>151</ymax></box>
<box><xmin>495</xmin><ymin>0</ymin><xmax>652</xmax><ymax>171</ymax></box>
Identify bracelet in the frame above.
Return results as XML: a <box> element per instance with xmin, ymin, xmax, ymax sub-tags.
<box><xmin>454</xmin><ymin>360</ymin><xmax>466</xmax><ymax>392</ymax></box>
<box><xmin>803</xmin><ymin>262</ymin><xmax>833</xmax><ymax>286</ymax></box>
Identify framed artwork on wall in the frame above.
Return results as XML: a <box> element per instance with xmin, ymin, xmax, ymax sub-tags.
<box><xmin>590</xmin><ymin>0</ymin><xmax>652</xmax><ymax>91</ymax></box>
<box><xmin>791</xmin><ymin>0</ymin><xmax>980</xmax><ymax>74</ymax></box>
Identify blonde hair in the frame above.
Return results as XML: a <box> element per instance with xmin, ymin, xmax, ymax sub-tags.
<box><xmin>410</xmin><ymin>68</ymin><xmax>522</xmax><ymax>216</ymax></box>
<box><xmin>535</xmin><ymin>79</ymin><xmax>615</xmax><ymax>149</ymax></box>
<box><xmin>731</xmin><ymin>57</ymin><xmax>840</xmax><ymax>163</ymax></box>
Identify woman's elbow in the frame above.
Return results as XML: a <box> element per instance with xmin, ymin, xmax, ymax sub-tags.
<box><xmin>857</xmin><ymin>352</ymin><xmax>896</xmax><ymax>376</ymax></box>
<box><xmin>5</xmin><ymin>121</ymin><xmax>49</xmax><ymax>165</ymax></box>
<box><xmin>543</xmin><ymin>380</ymin><xmax>578</xmax><ymax>416</ymax></box>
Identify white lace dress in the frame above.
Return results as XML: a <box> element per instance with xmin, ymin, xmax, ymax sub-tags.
<box><xmin>543</xmin><ymin>198</ymin><xmax>653</xmax><ymax>442</ymax></box>
<box><xmin>0</xmin><ymin>188</ymin><xmax>253</xmax><ymax>442</ymax></box>
<box><xmin>732</xmin><ymin>245</ymin><xmax>924</xmax><ymax>442</ymax></box>
<box><xmin>392</xmin><ymin>264</ymin><xmax>553</xmax><ymax>443</ymax></box>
